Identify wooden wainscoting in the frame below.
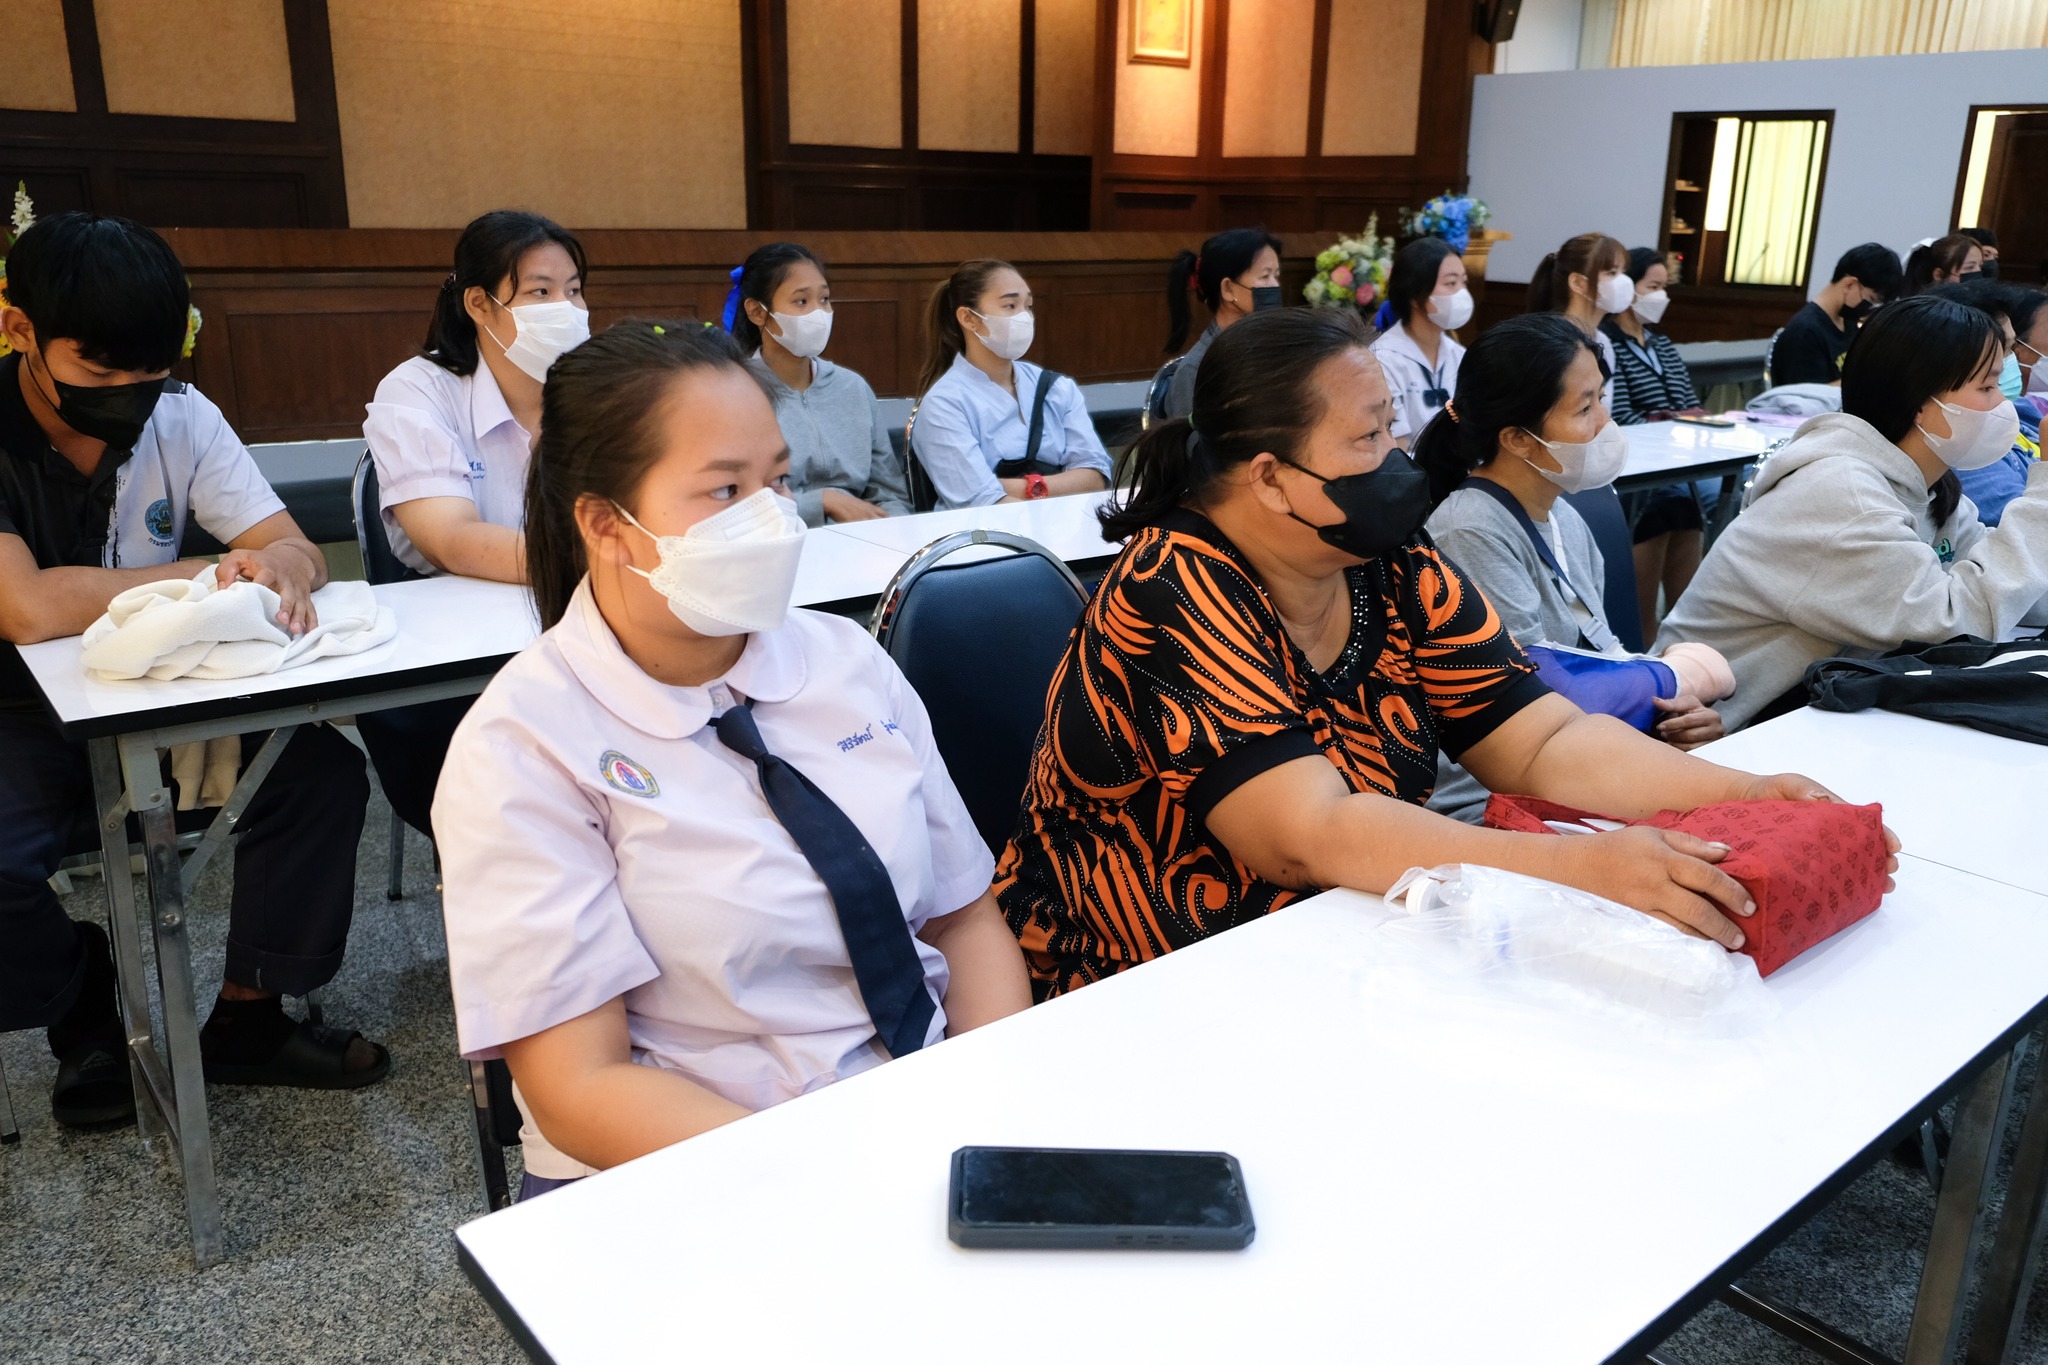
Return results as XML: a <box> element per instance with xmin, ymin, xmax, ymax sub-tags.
<box><xmin>1470</xmin><ymin>281</ymin><xmax>1804</xmax><ymax>345</ymax></box>
<box><xmin>164</xmin><ymin>227</ymin><xmax>1321</xmax><ymax>443</ymax></box>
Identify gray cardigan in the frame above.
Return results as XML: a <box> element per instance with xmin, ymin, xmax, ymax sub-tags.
<box><xmin>1424</xmin><ymin>485</ymin><xmax>1611</xmax><ymax>823</ymax></box>
<box><xmin>752</xmin><ymin>357</ymin><xmax>912</xmax><ymax>527</ymax></box>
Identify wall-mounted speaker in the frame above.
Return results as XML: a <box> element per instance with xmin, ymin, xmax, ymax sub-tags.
<box><xmin>1476</xmin><ymin>0</ymin><xmax>1523</xmax><ymax>43</ymax></box>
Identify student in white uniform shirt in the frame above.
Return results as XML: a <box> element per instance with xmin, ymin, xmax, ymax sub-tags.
<box><xmin>908</xmin><ymin>258</ymin><xmax>1113</xmax><ymax>509</ymax></box>
<box><xmin>358</xmin><ymin>211</ymin><xmax>589</xmax><ymax>836</ymax></box>
<box><xmin>434</xmin><ymin>320</ymin><xmax>1031</xmax><ymax>1199</ymax></box>
<box><xmin>1370</xmin><ymin>237</ymin><xmax>1471</xmax><ymax>449</ymax></box>
<box><xmin>1</xmin><ymin>214</ymin><xmax>385</xmax><ymax>1128</ymax></box>
<box><xmin>1527</xmin><ymin>232</ymin><xmax>1631</xmax><ymax>411</ymax></box>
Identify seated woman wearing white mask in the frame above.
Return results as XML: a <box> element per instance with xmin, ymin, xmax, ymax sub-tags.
<box><xmin>908</xmin><ymin>258</ymin><xmax>1113</xmax><ymax>509</ymax></box>
<box><xmin>1417</xmin><ymin>315</ymin><xmax>1736</xmax><ymax>820</ymax></box>
<box><xmin>433</xmin><ymin>320</ymin><xmax>1031</xmax><ymax>1199</ymax></box>
<box><xmin>729</xmin><ymin>242</ymin><xmax>910</xmax><ymax>526</ymax></box>
<box><xmin>358</xmin><ymin>210</ymin><xmax>590</xmax><ymax>836</ymax></box>
<box><xmin>1371</xmin><ymin>237</ymin><xmax>1471</xmax><ymax>450</ymax></box>
<box><xmin>1527</xmin><ymin>232</ymin><xmax>1632</xmax><ymax>412</ymax></box>
<box><xmin>1659</xmin><ymin>295</ymin><xmax>2048</xmax><ymax>728</ymax></box>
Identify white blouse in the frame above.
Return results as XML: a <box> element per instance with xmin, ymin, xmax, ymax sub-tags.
<box><xmin>362</xmin><ymin>356</ymin><xmax>532</xmax><ymax>576</ymax></box>
<box><xmin>433</xmin><ymin>581</ymin><xmax>996</xmax><ymax>1176</ymax></box>
<box><xmin>1370</xmin><ymin>321</ymin><xmax>1467</xmax><ymax>443</ymax></box>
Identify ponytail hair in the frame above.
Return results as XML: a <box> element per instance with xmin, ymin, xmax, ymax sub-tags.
<box><xmin>727</xmin><ymin>241</ymin><xmax>826</xmax><ymax>354</ymax></box>
<box><xmin>1164</xmin><ymin>227</ymin><xmax>1284</xmax><ymax>353</ymax></box>
<box><xmin>525</xmin><ymin>319</ymin><xmax>756</xmax><ymax>628</ymax></box>
<box><xmin>1902</xmin><ymin>234</ymin><xmax>1980</xmax><ymax>297</ymax></box>
<box><xmin>1102</xmin><ymin>306</ymin><xmax>1368</xmax><ymax>539</ymax></box>
<box><xmin>422</xmin><ymin>209</ymin><xmax>587</xmax><ymax>377</ymax></box>
<box><xmin>1411</xmin><ymin>313</ymin><xmax>1598</xmax><ymax>505</ymax></box>
<box><xmin>1526</xmin><ymin>232</ymin><xmax>1626</xmax><ymax>314</ymax></box>
<box><xmin>917</xmin><ymin>258</ymin><xmax>1015</xmax><ymax>396</ymax></box>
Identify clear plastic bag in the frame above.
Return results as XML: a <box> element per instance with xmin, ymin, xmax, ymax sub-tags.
<box><xmin>1380</xmin><ymin>863</ymin><xmax>1777</xmax><ymax>1031</ymax></box>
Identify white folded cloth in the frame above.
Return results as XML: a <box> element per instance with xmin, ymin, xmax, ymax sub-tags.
<box><xmin>80</xmin><ymin>566</ymin><xmax>397</xmax><ymax>682</ymax></box>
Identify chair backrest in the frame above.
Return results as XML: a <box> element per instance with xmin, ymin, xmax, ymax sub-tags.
<box><xmin>900</xmin><ymin>401</ymin><xmax>940</xmax><ymax>513</ymax></box>
<box><xmin>870</xmin><ymin>531</ymin><xmax>1088</xmax><ymax>854</ymax></box>
<box><xmin>351</xmin><ymin>449</ymin><xmax>421</xmax><ymax>586</ymax></box>
<box><xmin>1561</xmin><ymin>484</ymin><xmax>1644</xmax><ymax>653</ymax></box>
<box><xmin>1142</xmin><ymin>356</ymin><xmax>1183</xmax><ymax>431</ymax></box>
<box><xmin>1762</xmin><ymin>325</ymin><xmax>1784</xmax><ymax>389</ymax></box>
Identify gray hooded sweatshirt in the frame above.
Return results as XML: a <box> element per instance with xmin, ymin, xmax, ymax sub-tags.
<box><xmin>751</xmin><ymin>357</ymin><xmax>912</xmax><ymax>527</ymax></box>
<box><xmin>1655</xmin><ymin>412</ymin><xmax>2048</xmax><ymax>728</ymax></box>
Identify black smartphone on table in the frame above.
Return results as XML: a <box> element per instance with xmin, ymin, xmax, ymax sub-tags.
<box><xmin>948</xmin><ymin>1146</ymin><xmax>1256</xmax><ymax>1250</ymax></box>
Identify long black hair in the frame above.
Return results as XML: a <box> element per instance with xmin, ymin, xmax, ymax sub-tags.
<box><xmin>1165</xmin><ymin>227</ymin><xmax>1283</xmax><ymax>353</ymax></box>
<box><xmin>1841</xmin><ymin>294</ymin><xmax>2001</xmax><ymax>526</ymax></box>
<box><xmin>423</xmin><ymin>210</ymin><xmax>587</xmax><ymax>377</ymax></box>
<box><xmin>1386</xmin><ymin>237</ymin><xmax>1458</xmax><ymax>334</ymax></box>
<box><xmin>727</xmin><ymin>242</ymin><xmax>825</xmax><ymax>354</ymax></box>
<box><xmin>1410</xmin><ymin>314</ymin><xmax>1598</xmax><ymax>505</ymax></box>
<box><xmin>1103</xmin><ymin>307</ymin><xmax>1368</xmax><ymax>540</ymax></box>
<box><xmin>1902</xmin><ymin>234</ymin><xmax>1979</xmax><ymax>297</ymax></box>
<box><xmin>525</xmin><ymin>320</ymin><xmax>755</xmax><ymax>627</ymax></box>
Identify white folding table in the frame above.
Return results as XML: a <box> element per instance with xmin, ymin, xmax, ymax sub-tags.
<box><xmin>455</xmin><ymin>856</ymin><xmax>2048</xmax><ymax>1365</ymax></box>
<box><xmin>821</xmin><ymin>494</ymin><xmax>1120</xmax><ymax>570</ymax></box>
<box><xmin>6</xmin><ymin>529</ymin><xmax>915</xmax><ymax>1268</ymax></box>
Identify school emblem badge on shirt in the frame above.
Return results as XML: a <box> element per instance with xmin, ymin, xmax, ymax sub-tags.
<box><xmin>599</xmin><ymin>750</ymin><xmax>659</xmax><ymax>797</ymax></box>
<box><xmin>145</xmin><ymin>498</ymin><xmax>175</xmax><ymax>546</ymax></box>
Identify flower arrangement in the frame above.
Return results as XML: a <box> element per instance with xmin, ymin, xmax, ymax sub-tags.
<box><xmin>1303</xmin><ymin>214</ymin><xmax>1395</xmax><ymax>314</ymax></box>
<box><xmin>1400</xmin><ymin>192</ymin><xmax>1492</xmax><ymax>253</ymax></box>
<box><xmin>0</xmin><ymin>182</ymin><xmax>203</xmax><ymax>360</ymax></box>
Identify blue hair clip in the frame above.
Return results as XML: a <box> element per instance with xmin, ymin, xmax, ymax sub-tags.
<box><xmin>720</xmin><ymin>265</ymin><xmax>744</xmax><ymax>333</ymax></box>
<box><xmin>1371</xmin><ymin>300</ymin><xmax>1395</xmax><ymax>332</ymax></box>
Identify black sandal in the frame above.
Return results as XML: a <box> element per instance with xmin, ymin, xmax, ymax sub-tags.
<box><xmin>202</xmin><ymin>1019</ymin><xmax>392</xmax><ymax>1090</ymax></box>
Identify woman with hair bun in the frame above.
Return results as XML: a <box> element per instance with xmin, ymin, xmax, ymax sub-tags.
<box><xmin>1158</xmin><ymin>227</ymin><xmax>1283</xmax><ymax>420</ymax></box>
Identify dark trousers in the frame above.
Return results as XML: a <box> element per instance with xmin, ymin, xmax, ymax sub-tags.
<box><xmin>354</xmin><ymin>697</ymin><xmax>472</xmax><ymax>839</ymax></box>
<box><xmin>0</xmin><ymin>707</ymin><xmax>370</xmax><ymax>1033</ymax></box>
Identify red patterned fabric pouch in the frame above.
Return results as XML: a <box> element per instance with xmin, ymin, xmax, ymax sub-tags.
<box><xmin>1481</xmin><ymin>794</ymin><xmax>1888</xmax><ymax>976</ymax></box>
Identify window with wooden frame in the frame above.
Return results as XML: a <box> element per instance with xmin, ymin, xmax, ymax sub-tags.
<box><xmin>1661</xmin><ymin>111</ymin><xmax>1832</xmax><ymax>290</ymax></box>
<box><xmin>1953</xmin><ymin>105</ymin><xmax>2048</xmax><ymax>287</ymax></box>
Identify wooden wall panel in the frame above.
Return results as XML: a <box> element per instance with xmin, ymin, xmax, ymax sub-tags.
<box><xmin>1471</xmin><ymin>280</ymin><xmax>1805</xmax><ymax>345</ymax></box>
<box><xmin>327</xmin><ymin>0</ymin><xmax>746</xmax><ymax>229</ymax></box>
<box><xmin>1321</xmin><ymin>0</ymin><xmax>1425</xmax><ymax>157</ymax></box>
<box><xmin>1112</xmin><ymin>0</ymin><xmax>1205</xmax><ymax>156</ymax></box>
<box><xmin>918</xmin><ymin>0</ymin><xmax>1021</xmax><ymax>153</ymax></box>
<box><xmin>6</xmin><ymin>0</ymin><xmax>77</xmax><ymax>112</ymax></box>
<box><xmin>1221</xmin><ymin>0</ymin><xmax>1315</xmax><ymax>159</ymax></box>
<box><xmin>164</xmin><ymin>228</ymin><xmax>1318</xmax><ymax>440</ymax></box>
<box><xmin>786</xmin><ymin>0</ymin><xmax>901</xmax><ymax>149</ymax></box>
<box><xmin>0</xmin><ymin>0</ymin><xmax>350</xmax><ymax>228</ymax></box>
<box><xmin>1034</xmin><ymin>0</ymin><xmax>1097</xmax><ymax>157</ymax></box>
<box><xmin>96</xmin><ymin>0</ymin><xmax>296</xmax><ymax>122</ymax></box>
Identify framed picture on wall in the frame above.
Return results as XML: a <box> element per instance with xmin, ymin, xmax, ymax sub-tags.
<box><xmin>1129</xmin><ymin>0</ymin><xmax>1193</xmax><ymax>67</ymax></box>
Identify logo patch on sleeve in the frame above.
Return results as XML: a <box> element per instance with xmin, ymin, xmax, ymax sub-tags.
<box><xmin>598</xmin><ymin>750</ymin><xmax>659</xmax><ymax>797</ymax></box>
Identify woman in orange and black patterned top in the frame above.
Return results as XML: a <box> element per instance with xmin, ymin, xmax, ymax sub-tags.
<box><xmin>997</xmin><ymin>307</ymin><xmax>1869</xmax><ymax>1000</ymax></box>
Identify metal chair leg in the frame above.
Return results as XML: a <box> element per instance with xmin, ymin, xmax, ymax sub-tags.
<box><xmin>0</xmin><ymin>1053</ymin><xmax>19</xmax><ymax>1145</ymax></box>
<box><xmin>385</xmin><ymin>806</ymin><xmax>406</xmax><ymax>901</ymax></box>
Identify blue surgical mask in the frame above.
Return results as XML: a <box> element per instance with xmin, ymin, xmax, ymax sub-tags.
<box><xmin>2000</xmin><ymin>352</ymin><xmax>2024</xmax><ymax>401</ymax></box>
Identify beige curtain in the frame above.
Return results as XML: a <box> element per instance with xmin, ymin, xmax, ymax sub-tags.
<box><xmin>1611</xmin><ymin>0</ymin><xmax>2048</xmax><ymax>66</ymax></box>
<box><xmin>1725</xmin><ymin>120</ymin><xmax>1828</xmax><ymax>285</ymax></box>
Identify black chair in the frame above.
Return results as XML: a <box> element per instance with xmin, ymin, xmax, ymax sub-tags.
<box><xmin>1142</xmin><ymin>355</ymin><xmax>1185</xmax><ymax>431</ymax></box>
<box><xmin>899</xmin><ymin>402</ymin><xmax>940</xmax><ymax>513</ymax></box>
<box><xmin>469</xmin><ymin>1058</ymin><xmax>522</xmax><ymax>1211</ymax></box>
<box><xmin>349</xmin><ymin>451</ymin><xmax>422</xmax><ymax>899</ymax></box>
<box><xmin>870</xmin><ymin>531</ymin><xmax>1088</xmax><ymax>854</ymax></box>
<box><xmin>1562</xmin><ymin>484</ymin><xmax>1645</xmax><ymax>653</ymax></box>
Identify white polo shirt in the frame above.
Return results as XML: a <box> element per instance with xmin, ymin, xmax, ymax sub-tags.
<box><xmin>1370</xmin><ymin>321</ymin><xmax>1466</xmax><ymax>444</ymax></box>
<box><xmin>432</xmin><ymin>580</ymin><xmax>996</xmax><ymax>1178</ymax></box>
<box><xmin>363</xmin><ymin>356</ymin><xmax>532</xmax><ymax>576</ymax></box>
<box><xmin>912</xmin><ymin>353</ymin><xmax>1113</xmax><ymax>509</ymax></box>
<box><xmin>106</xmin><ymin>382</ymin><xmax>282</xmax><ymax>567</ymax></box>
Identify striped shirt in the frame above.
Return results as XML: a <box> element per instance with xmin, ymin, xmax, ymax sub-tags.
<box><xmin>1601</xmin><ymin>321</ymin><xmax>1702</xmax><ymax>425</ymax></box>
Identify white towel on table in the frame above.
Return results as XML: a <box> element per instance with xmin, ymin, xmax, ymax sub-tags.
<box><xmin>80</xmin><ymin>566</ymin><xmax>397</xmax><ymax>682</ymax></box>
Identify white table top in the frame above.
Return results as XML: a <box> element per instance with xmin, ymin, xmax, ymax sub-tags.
<box><xmin>1699</xmin><ymin>706</ymin><xmax>2048</xmax><ymax>897</ymax></box>
<box><xmin>1620</xmin><ymin>419</ymin><xmax>1780</xmax><ymax>483</ymax></box>
<box><xmin>15</xmin><ymin>531</ymin><xmax>916</xmax><ymax>737</ymax></box>
<box><xmin>458</xmin><ymin>856</ymin><xmax>2048</xmax><ymax>1364</ymax></box>
<box><xmin>822</xmin><ymin>494</ymin><xmax>1121</xmax><ymax>565</ymax></box>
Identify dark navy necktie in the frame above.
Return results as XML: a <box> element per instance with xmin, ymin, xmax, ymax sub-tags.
<box><xmin>714</xmin><ymin>703</ymin><xmax>936</xmax><ymax>1057</ymax></box>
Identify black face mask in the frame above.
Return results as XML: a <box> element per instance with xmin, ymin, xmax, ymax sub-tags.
<box><xmin>1280</xmin><ymin>450</ymin><xmax>1433</xmax><ymax>561</ymax></box>
<box><xmin>1845</xmin><ymin>298</ymin><xmax>1879</xmax><ymax>324</ymax></box>
<box><xmin>1979</xmin><ymin>258</ymin><xmax>2000</xmax><ymax>279</ymax></box>
<box><xmin>1247</xmin><ymin>285</ymin><xmax>1283</xmax><ymax>312</ymax></box>
<box><xmin>26</xmin><ymin>348</ymin><xmax>166</xmax><ymax>451</ymax></box>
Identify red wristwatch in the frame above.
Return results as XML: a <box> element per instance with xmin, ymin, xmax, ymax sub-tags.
<box><xmin>1023</xmin><ymin>473</ymin><xmax>1049</xmax><ymax>500</ymax></box>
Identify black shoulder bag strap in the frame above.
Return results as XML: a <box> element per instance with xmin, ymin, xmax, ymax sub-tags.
<box><xmin>1455</xmin><ymin>477</ymin><xmax>1618</xmax><ymax>653</ymax></box>
<box><xmin>996</xmin><ymin>368</ymin><xmax>1062</xmax><ymax>478</ymax></box>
